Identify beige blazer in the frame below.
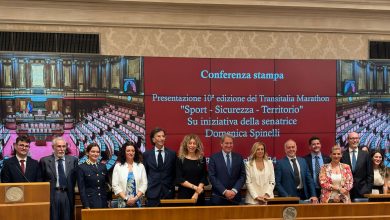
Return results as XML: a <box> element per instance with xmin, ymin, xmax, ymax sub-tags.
<box><xmin>112</xmin><ymin>162</ymin><xmax>148</xmax><ymax>196</ymax></box>
<box><xmin>245</xmin><ymin>159</ymin><xmax>275</xmax><ymax>204</ymax></box>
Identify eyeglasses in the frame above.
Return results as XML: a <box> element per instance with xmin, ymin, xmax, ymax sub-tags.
<box><xmin>18</xmin><ymin>144</ymin><xmax>30</xmax><ymax>149</ymax></box>
<box><xmin>348</xmin><ymin>137</ymin><xmax>359</xmax><ymax>140</ymax></box>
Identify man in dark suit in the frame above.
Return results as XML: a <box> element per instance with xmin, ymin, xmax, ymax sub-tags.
<box><xmin>275</xmin><ymin>139</ymin><xmax>318</xmax><ymax>203</ymax></box>
<box><xmin>1</xmin><ymin>135</ymin><xmax>42</xmax><ymax>182</ymax></box>
<box><xmin>143</xmin><ymin>127</ymin><xmax>176</xmax><ymax>206</ymax></box>
<box><xmin>40</xmin><ymin>137</ymin><xmax>78</xmax><ymax>220</ymax></box>
<box><xmin>303</xmin><ymin>136</ymin><xmax>331</xmax><ymax>198</ymax></box>
<box><xmin>208</xmin><ymin>133</ymin><xmax>246</xmax><ymax>205</ymax></box>
<box><xmin>341</xmin><ymin>132</ymin><xmax>373</xmax><ymax>200</ymax></box>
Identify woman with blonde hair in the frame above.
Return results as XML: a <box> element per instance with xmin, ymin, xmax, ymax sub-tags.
<box><xmin>245</xmin><ymin>141</ymin><xmax>275</xmax><ymax>204</ymax></box>
<box><xmin>176</xmin><ymin>134</ymin><xmax>208</xmax><ymax>205</ymax></box>
<box><xmin>319</xmin><ymin>145</ymin><xmax>353</xmax><ymax>203</ymax></box>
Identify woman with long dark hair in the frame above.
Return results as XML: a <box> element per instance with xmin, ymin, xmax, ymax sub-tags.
<box><xmin>112</xmin><ymin>141</ymin><xmax>147</xmax><ymax>207</ymax></box>
<box><xmin>371</xmin><ymin>150</ymin><xmax>388</xmax><ymax>194</ymax></box>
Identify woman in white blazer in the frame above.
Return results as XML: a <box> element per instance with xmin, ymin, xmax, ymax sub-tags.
<box><xmin>112</xmin><ymin>141</ymin><xmax>147</xmax><ymax>207</ymax></box>
<box><xmin>245</xmin><ymin>141</ymin><xmax>275</xmax><ymax>204</ymax></box>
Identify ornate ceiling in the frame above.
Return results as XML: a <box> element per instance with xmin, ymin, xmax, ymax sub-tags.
<box><xmin>0</xmin><ymin>0</ymin><xmax>389</xmax><ymax>34</ymax></box>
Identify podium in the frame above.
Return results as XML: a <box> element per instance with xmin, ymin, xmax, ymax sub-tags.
<box><xmin>0</xmin><ymin>182</ymin><xmax>50</xmax><ymax>220</ymax></box>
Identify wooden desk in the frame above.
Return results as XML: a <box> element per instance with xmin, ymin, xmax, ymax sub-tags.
<box><xmin>266</xmin><ymin>197</ymin><xmax>300</xmax><ymax>205</ymax></box>
<box><xmin>160</xmin><ymin>198</ymin><xmax>196</xmax><ymax>206</ymax></box>
<box><xmin>364</xmin><ymin>194</ymin><xmax>390</xmax><ymax>202</ymax></box>
<box><xmin>81</xmin><ymin>202</ymin><xmax>390</xmax><ymax>220</ymax></box>
<box><xmin>0</xmin><ymin>182</ymin><xmax>50</xmax><ymax>220</ymax></box>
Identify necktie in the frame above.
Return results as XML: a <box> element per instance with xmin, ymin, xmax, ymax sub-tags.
<box><xmin>352</xmin><ymin>150</ymin><xmax>357</xmax><ymax>172</ymax></box>
<box><xmin>58</xmin><ymin>158</ymin><xmax>67</xmax><ymax>188</ymax></box>
<box><xmin>20</xmin><ymin>160</ymin><xmax>25</xmax><ymax>174</ymax></box>
<box><xmin>291</xmin><ymin>158</ymin><xmax>301</xmax><ymax>187</ymax></box>
<box><xmin>226</xmin><ymin>153</ymin><xmax>231</xmax><ymax>175</ymax></box>
<box><xmin>314</xmin><ymin>156</ymin><xmax>321</xmax><ymax>187</ymax></box>
<box><xmin>157</xmin><ymin>150</ymin><xmax>163</xmax><ymax>169</ymax></box>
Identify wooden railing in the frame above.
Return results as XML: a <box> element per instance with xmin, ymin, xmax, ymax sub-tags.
<box><xmin>81</xmin><ymin>202</ymin><xmax>390</xmax><ymax>220</ymax></box>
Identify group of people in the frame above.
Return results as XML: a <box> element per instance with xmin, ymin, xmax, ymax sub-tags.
<box><xmin>1</xmin><ymin>135</ymin><xmax>78</xmax><ymax>220</ymax></box>
<box><xmin>0</xmin><ymin>130</ymin><xmax>388</xmax><ymax>220</ymax></box>
<box><xmin>276</xmin><ymin>132</ymin><xmax>388</xmax><ymax>203</ymax></box>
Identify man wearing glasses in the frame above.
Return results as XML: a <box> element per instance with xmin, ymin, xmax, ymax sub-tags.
<box><xmin>1</xmin><ymin>135</ymin><xmax>42</xmax><ymax>182</ymax></box>
<box><xmin>341</xmin><ymin>132</ymin><xmax>373</xmax><ymax>200</ymax></box>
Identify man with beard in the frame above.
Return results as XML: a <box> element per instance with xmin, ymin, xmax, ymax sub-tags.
<box><xmin>40</xmin><ymin>137</ymin><xmax>78</xmax><ymax>220</ymax></box>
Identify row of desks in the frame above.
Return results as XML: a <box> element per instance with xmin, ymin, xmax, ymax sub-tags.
<box><xmin>160</xmin><ymin>194</ymin><xmax>390</xmax><ymax>206</ymax></box>
<box><xmin>82</xmin><ymin>201</ymin><xmax>390</xmax><ymax>220</ymax></box>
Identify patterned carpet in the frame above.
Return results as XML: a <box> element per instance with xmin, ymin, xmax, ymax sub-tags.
<box><xmin>3</xmin><ymin>130</ymin><xmax>78</xmax><ymax>161</ymax></box>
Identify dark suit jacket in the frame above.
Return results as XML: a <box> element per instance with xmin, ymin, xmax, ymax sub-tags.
<box><xmin>143</xmin><ymin>147</ymin><xmax>176</xmax><ymax>200</ymax></box>
<box><xmin>341</xmin><ymin>148</ymin><xmax>373</xmax><ymax>198</ymax></box>
<box><xmin>303</xmin><ymin>153</ymin><xmax>331</xmax><ymax>186</ymax></box>
<box><xmin>40</xmin><ymin>155</ymin><xmax>78</xmax><ymax>220</ymax></box>
<box><xmin>275</xmin><ymin>156</ymin><xmax>316</xmax><ymax>199</ymax></box>
<box><xmin>76</xmin><ymin>162</ymin><xmax>109</xmax><ymax>208</ymax></box>
<box><xmin>208</xmin><ymin>151</ymin><xmax>246</xmax><ymax>205</ymax></box>
<box><xmin>1</xmin><ymin>156</ymin><xmax>42</xmax><ymax>183</ymax></box>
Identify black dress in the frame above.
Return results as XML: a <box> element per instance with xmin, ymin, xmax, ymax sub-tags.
<box><xmin>175</xmin><ymin>157</ymin><xmax>209</xmax><ymax>205</ymax></box>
